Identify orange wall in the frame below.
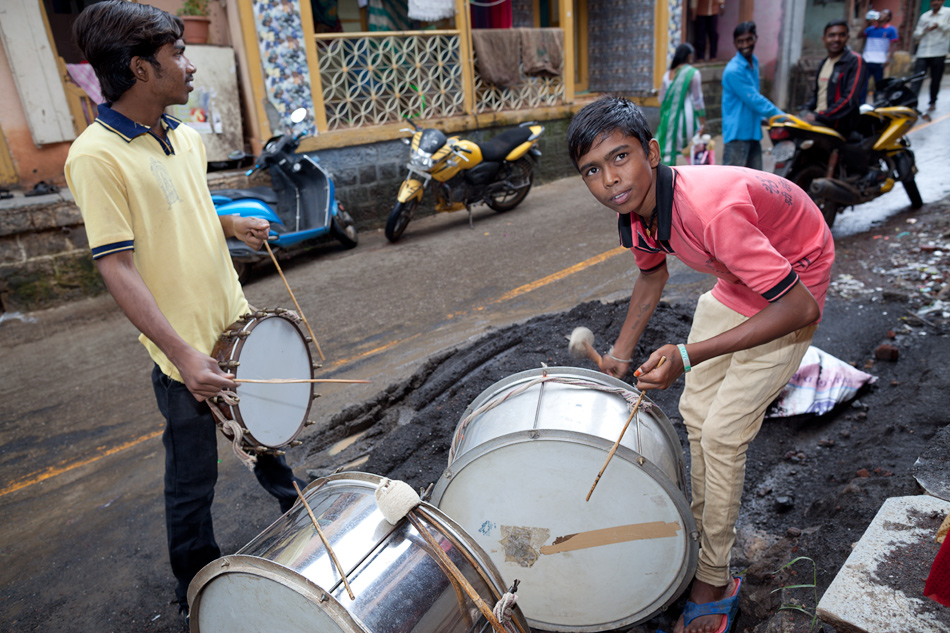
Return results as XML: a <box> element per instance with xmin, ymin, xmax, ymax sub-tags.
<box><xmin>0</xmin><ymin>39</ymin><xmax>71</xmax><ymax>189</ymax></box>
<box><xmin>0</xmin><ymin>1</ymin><xmax>232</xmax><ymax>189</ymax></box>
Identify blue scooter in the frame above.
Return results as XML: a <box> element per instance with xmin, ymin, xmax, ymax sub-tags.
<box><xmin>212</xmin><ymin>109</ymin><xmax>357</xmax><ymax>281</ymax></box>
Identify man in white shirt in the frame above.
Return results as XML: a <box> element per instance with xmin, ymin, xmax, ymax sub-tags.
<box><xmin>912</xmin><ymin>0</ymin><xmax>950</xmax><ymax>119</ymax></box>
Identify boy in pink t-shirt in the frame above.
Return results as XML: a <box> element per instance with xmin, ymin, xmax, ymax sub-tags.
<box><xmin>568</xmin><ymin>96</ymin><xmax>834</xmax><ymax>633</ymax></box>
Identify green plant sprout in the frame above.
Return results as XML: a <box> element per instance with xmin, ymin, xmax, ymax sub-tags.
<box><xmin>771</xmin><ymin>555</ymin><xmax>820</xmax><ymax>631</ymax></box>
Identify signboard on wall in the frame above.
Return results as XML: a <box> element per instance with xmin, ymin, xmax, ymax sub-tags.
<box><xmin>166</xmin><ymin>45</ymin><xmax>244</xmax><ymax>163</ymax></box>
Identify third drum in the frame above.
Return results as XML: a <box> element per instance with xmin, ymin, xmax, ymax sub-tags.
<box><xmin>432</xmin><ymin>367</ymin><xmax>698</xmax><ymax>632</ymax></box>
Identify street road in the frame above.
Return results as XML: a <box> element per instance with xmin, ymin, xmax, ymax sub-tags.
<box><xmin>1</xmin><ymin>90</ymin><xmax>947</xmax><ymax>631</ymax></box>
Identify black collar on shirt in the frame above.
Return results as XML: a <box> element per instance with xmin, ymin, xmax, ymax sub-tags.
<box><xmin>618</xmin><ymin>163</ymin><xmax>675</xmax><ymax>252</ymax></box>
<box><xmin>94</xmin><ymin>104</ymin><xmax>182</xmax><ymax>155</ymax></box>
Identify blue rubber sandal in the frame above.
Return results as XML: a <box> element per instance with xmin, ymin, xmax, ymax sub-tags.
<box><xmin>681</xmin><ymin>576</ymin><xmax>742</xmax><ymax>633</ymax></box>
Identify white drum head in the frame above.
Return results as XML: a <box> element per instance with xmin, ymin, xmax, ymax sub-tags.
<box><xmin>234</xmin><ymin>316</ymin><xmax>312</xmax><ymax>447</ymax></box>
<box><xmin>195</xmin><ymin>572</ymin><xmax>345</xmax><ymax>633</ymax></box>
<box><xmin>434</xmin><ymin>433</ymin><xmax>696</xmax><ymax>632</ymax></box>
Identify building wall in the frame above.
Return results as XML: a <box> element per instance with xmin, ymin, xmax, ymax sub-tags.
<box><xmin>588</xmin><ymin>0</ymin><xmax>656</xmax><ymax>95</ymax></box>
<box><xmin>0</xmin><ymin>34</ymin><xmax>71</xmax><ymax>189</ymax></box>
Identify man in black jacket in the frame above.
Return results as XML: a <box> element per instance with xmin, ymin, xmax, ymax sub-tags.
<box><xmin>805</xmin><ymin>20</ymin><xmax>867</xmax><ymax>137</ymax></box>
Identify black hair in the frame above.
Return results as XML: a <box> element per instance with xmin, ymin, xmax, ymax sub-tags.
<box><xmin>824</xmin><ymin>19</ymin><xmax>849</xmax><ymax>35</ymax></box>
<box><xmin>567</xmin><ymin>96</ymin><xmax>653</xmax><ymax>170</ymax></box>
<box><xmin>73</xmin><ymin>0</ymin><xmax>184</xmax><ymax>103</ymax></box>
<box><xmin>733</xmin><ymin>21</ymin><xmax>757</xmax><ymax>39</ymax></box>
<box><xmin>670</xmin><ymin>43</ymin><xmax>695</xmax><ymax>71</ymax></box>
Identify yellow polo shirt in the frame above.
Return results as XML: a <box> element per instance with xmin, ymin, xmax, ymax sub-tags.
<box><xmin>65</xmin><ymin>106</ymin><xmax>248</xmax><ymax>382</ymax></box>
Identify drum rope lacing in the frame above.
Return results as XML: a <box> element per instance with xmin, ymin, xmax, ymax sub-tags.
<box><xmin>492</xmin><ymin>590</ymin><xmax>519</xmax><ymax>633</ymax></box>
<box><xmin>451</xmin><ymin>376</ymin><xmax>653</xmax><ymax>461</ymax></box>
<box><xmin>208</xmin><ymin>391</ymin><xmax>258</xmax><ymax>470</ymax></box>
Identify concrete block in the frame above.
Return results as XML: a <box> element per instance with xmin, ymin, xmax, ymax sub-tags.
<box><xmin>21</xmin><ymin>230</ymin><xmax>70</xmax><ymax>259</ymax></box>
<box><xmin>816</xmin><ymin>495</ymin><xmax>950</xmax><ymax>633</ymax></box>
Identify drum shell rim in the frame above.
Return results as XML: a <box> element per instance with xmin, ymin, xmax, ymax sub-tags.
<box><xmin>453</xmin><ymin>366</ymin><xmax>685</xmax><ymax>488</ymax></box>
<box><xmin>187</xmin><ymin>554</ymin><xmax>368</xmax><ymax>633</ymax></box>
<box><xmin>210</xmin><ymin>313</ymin><xmax>314</xmax><ymax>448</ymax></box>
<box><xmin>432</xmin><ymin>431</ymin><xmax>698</xmax><ymax>631</ymax></box>
<box><xmin>189</xmin><ymin>472</ymin><xmax>528</xmax><ymax>633</ymax></box>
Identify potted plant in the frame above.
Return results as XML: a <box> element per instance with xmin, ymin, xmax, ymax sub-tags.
<box><xmin>177</xmin><ymin>0</ymin><xmax>210</xmax><ymax>45</ymax></box>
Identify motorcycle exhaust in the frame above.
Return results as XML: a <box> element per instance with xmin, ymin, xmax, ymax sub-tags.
<box><xmin>809</xmin><ymin>178</ymin><xmax>864</xmax><ymax>206</ymax></box>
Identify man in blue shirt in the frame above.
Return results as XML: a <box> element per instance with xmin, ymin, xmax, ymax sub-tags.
<box><xmin>721</xmin><ymin>22</ymin><xmax>784</xmax><ymax>170</ymax></box>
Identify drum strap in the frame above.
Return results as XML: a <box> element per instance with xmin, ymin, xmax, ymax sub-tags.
<box><xmin>208</xmin><ymin>391</ymin><xmax>258</xmax><ymax>470</ymax></box>
<box><xmin>492</xmin><ymin>591</ymin><xmax>520</xmax><ymax>633</ymax></box>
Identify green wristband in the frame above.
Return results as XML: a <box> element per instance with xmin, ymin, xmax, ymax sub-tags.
<box><xmin>677</xmin><ymin>344</ymin><xmax>691</xmax><ymax>373</ymax></box>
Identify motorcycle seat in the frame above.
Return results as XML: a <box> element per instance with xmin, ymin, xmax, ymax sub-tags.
<box><xmin>212</xmin><ymin>187</ymin><xmax>279</xmax><ymax>205</ymax></box>
<box><xmin>477</xmin><ymin>127</ymin><xmax>534</xmax><ymax>162</ymax></box>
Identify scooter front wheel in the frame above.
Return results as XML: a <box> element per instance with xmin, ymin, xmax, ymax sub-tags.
<box><xmin>331</xmin><ymin>210</ymin><xmax>359</xmax><ymax>249</ymax></box>
<box><xmin>790</xmin><ymin>165</ymin><xmax>840</xmax><ymax>228</ymax></box>
<box><xmin>386</xmin><ymin>199</ymin><xmax>418</xmax><ymax>243</ymax></box>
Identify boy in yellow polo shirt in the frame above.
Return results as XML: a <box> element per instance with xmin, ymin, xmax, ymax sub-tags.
<box><xmin>65</xmin><ymin>1</ymin><xmax>304</xmax><ymax>620</ymax></box>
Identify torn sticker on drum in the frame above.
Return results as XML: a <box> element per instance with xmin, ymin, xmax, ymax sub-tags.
<box><xmin>499</xmin><ymin>525</ymin><xmax>551</xmax><ymax>568</ymax></box>
<box><xmin>539</xmin><ymin>521</ymin><xmax>682</xmax><ymax>555</ymax></box>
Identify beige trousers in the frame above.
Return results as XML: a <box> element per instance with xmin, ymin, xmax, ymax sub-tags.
<box><xmin>679</xmin><ymin>291</ymin><xmax>816</xmax><ymax>587</ymax></box>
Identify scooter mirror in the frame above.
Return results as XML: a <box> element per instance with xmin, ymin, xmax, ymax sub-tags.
<box><xmin>290</xmin><ymin>108</ymin><xmax>308</xmax><ymax>124</ymax></box>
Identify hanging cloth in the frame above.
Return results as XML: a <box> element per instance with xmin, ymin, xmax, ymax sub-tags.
<box><xmin>655</xmin><ymin>65</ymin><xmax>705</xmax><ymax>166</ymax></box>
<box><xmin>408</xmin><ymin>0</ymin><xmax>454</xmax><ymax>21</ymax></box>
<box><xmin>472</xmin><ymin>29</ymin><xmax>522</xmax><ymax>88</ymax></box>
<box><xmin>368</xmin><ymin>0</ymin><xmax>415</xmax><ymax>31</ymax></box>
<box><xmin>520</xmin><ymin>28</ymin><xmax>563</xmax><ymax>77</ymax></box>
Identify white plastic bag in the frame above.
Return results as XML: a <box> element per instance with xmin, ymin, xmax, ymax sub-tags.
<box><xmin>766</xmin><ymin>346</ymin><xmax>877</xmax><ymax>417</ymax></box>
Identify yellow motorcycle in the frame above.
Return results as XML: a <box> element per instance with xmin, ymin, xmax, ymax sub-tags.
<box><xmin>767</xmin><ymin>72</ymin><xmax>924</xmax><ymax>227</ymax></box>
<box><xmin>386</xmin><ymin>121</ymin><xmax>544</xmax><ymax>242</ymax></box>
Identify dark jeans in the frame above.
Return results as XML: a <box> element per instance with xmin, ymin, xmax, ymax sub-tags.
<box><xmin>722</xmin><ymin>140</ymin><xmax>763</xmax><ymax>170</ymax></box>
<box><xmin>694</xmin><ymin>15</ymin><xmax>719</xmax><ymax>60</ymax></box>
<box><xmin>911</xmin><ymin>56</ymin><xmax>946</xmax><ymax>109</ymax></box>
<box><xmin>864</xmin><ymin>62</ymin><xmax>885</xmax><ymax>104</ymax></box>
<box><xmin>151</xmin><ymin>365</ymin><xmax>303</xmax><ymax>604</ymax></box>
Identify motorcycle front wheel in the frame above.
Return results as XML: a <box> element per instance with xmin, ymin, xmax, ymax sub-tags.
<box><xmin>331</xmin><ymin>209</ymin><xmax>359</xmax><ymax>249</ymax></box>
<box><xmin>790</xmin><ymin>165</ymin><xmax>840</xmax><ymax>228</ymax></box>
<box><xmin>486</xmin><ymin>157</ymin><xmax>534</xmax><ymax>212</ymax></box>
<box><xmin>386</xmin><ymin>198</ymin><xmax>418</xmax><ymax>243</ymax></box>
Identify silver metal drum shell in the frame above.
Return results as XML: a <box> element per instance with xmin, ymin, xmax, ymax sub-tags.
<box><xmin>187</xmin><ymin>472</ymin><xmax>529</xmax><ymax>633</ymax></box>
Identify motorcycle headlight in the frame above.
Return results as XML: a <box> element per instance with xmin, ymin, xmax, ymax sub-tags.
<box><xmin>410</xmin><ymin>149</ymin><xmax>433</xmax><ymax>169</ymax></box>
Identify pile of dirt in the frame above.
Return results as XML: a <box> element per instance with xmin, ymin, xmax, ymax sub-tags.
<box><xmin>300</xmin><ymin>199</ymin><xmax>950</xmax><ymax>632</ymax></box>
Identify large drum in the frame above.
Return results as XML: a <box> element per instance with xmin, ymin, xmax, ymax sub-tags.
<box><xmin>188</xmin><ymin>472</ymin><xmax>531</xmax><ymax>633</ymax></box>
<box><xmin>431</xmin><ymin>367</ymin><xmax>698</xmax><ymax>632</ymax></box>
<box><xmin>210</xmin><ymin>309</ymin><xmax>314</xmax><ymax>450</ymax></box>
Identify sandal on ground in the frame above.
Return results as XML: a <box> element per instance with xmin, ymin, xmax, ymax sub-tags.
<box><xmin>24</xmin><ymin>181</ymin><xmax>59</xmax><ymax>197</ymax></box>
<box><xmin>681</xmin><ymin>576</ymin><xmax>743</xmax><ymax>633</ymax></box>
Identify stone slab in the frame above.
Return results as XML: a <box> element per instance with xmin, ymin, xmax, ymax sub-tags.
<box><xmin>817</xmin><ymin>495</ymin><xmax>950</xmax><ymax>633</ymax></box>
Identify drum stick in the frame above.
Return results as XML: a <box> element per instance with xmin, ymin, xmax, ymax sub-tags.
<box><xmin>586</xmin><ymin>356</ymin><xmax>667</xmax><ymax>502</ymax></box>
<box><xmin>407</xmin><ymin>512</ymin><xmax>510</xmax><ymax>633</ymax></box>
<box><xmin>234</xmin><ymin>378</ymin><xmax>371</xmax><ymax>384</ymax></box>
<box><xmin>293</xmin><ymin>481</ymin><xmax>356</xmax><ymax>600</ymax></box>
<box><xmin>264</xmin><ymin>241</ymin><xmax>326</xmax><ymax>362</ymax></box>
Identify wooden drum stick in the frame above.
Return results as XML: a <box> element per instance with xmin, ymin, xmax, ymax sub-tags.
<box><xmin>265</xmin><ymin>241</ymin><xmax>326</xmax><ymax>362</ymax></box>
<box><xmin>586</xmin><ymin>356</ymin><xmax>667</xmax><ymax>502</ymax></box>
<box><xmin>293</xmin><ymin>481</ymin><xmax>356</xmax><ymax>600</ymax></box>
<box><xmin>406</xmin><ymin>512</ymin><xmax>509</xmax><ymax>633</ymax></box>
<box><xmin>234</xmin><ymin>378</ymin><xmax>371</xmax><ymax>384</ymax></box>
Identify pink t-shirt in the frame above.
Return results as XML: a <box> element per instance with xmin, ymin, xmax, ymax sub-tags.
<box><xmin>625</xmin><ymin>165</ymin><xmax>834</xmax><ymax>319</ymax></box>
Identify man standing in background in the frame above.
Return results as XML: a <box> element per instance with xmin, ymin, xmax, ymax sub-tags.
<box><xmin>860</xmin><ymin>10</ymin><xmax>898</xmax><ymax>103</ymax></box>
<box><xmin>720</xmin><ymin>22</ymin><xmax>784</xmax><ymax>170</ymax></box>
<box><xmin>912</xmin><ymin>0</ymin><xmax>950</xmax><ymax>120</ymax></box>
<box><xmin>691</xmin><ymin>0</ymin><xmax>725</xmax><ymax>61</ymax></box>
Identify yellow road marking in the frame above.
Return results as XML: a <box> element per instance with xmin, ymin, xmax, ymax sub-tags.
<box><xmin>3</xmin><ymin>246</ymin><xmax>630</xmax><ymax>496</ymax></box>
<box><xmin>491</xmin><ymin>246</ymin><xmax>628</xmax><ymax>304</ymax></box>
<box><xmin>910</xmin><ymin>112</ymin><xmax>950</xmax><ymax>133</ymax></box>
<box><xmin>0</xmin><ymin>429</ymin><xmax>163</xmax><ymax>498</ymax></box>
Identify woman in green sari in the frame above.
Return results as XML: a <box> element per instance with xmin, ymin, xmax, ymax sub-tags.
<box><xmin>657</xmin><ymin>43</ymin><xmax>707</xmax><ymax>166</ymax></box>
